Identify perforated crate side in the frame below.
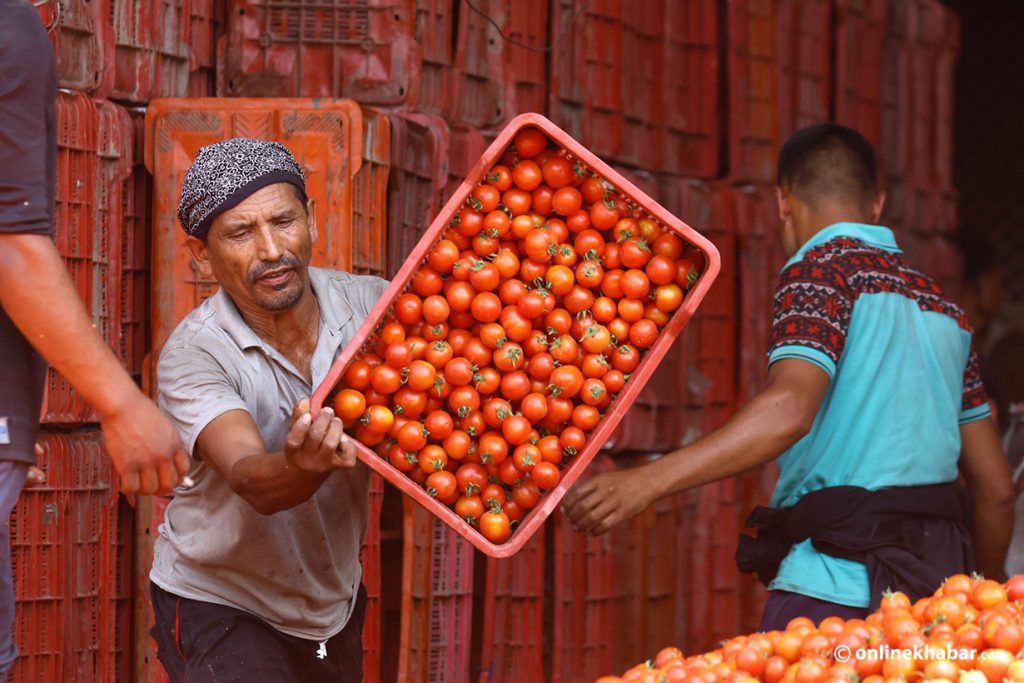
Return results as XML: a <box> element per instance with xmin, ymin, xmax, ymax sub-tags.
<box><xmin>352</xmin><ymin>107</ymin><xmax>392</xmax><ymax>278</ymax></box>
<box><xmin>38</xmin><ymin>0</ymin><xmax>113</xmax><ymax>95</ymax></box>
<box><xmin>834</xmin><ymin>0</ymin><xmax>886</xmax><ymax>149</ymax></box>
<box><xmin>413</xmin><ymin>0</ymin><xmax>457</xmax><ymax>117</ymax></box>
<box><xmin>775</xmin><ymin>0</ymin><xmax>832</xmax><ymax>142</ymax></box>
<box><xmin>361</xmin><ymin>473</ymin><xmax>384</xmax><ymax>683</ymax></box>
<box><xmin>503</xmin><ymin>0</ymin><xmax>548</xmax><ymax>117</ymax></box>
<box><xmin>153</xmin><ymin>0</ymin><xmax>192</xmax><ymax>97</ymax></box>
<box><xmin>727</xmin><ymin>0</ymin><xmax>779</xmax><ymax>182</ymax></box>
<box><xmin>442</xmin><ymin>125</ymin><xmax>487</xmax><ymax>206</ymax></box>
<box><xmin>110</xmin><ymin>0</ymin><xmax>157</xmax><ymax>101</ymax></box>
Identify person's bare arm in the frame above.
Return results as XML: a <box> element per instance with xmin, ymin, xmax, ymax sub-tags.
<box><xmin>193</xmin><ymin>400</ymin><xmax>357</xmax><ymax>515</ymax></box>
<box><xmin>563</xmin><ymin>359</ymin><xmax>830</xmax><ymax>534</ymax></box>
<box><xmin>959</xmin><ymin>416</ymin><xmax>1014</xmax><ymax>579</ymax></box>
<box><xmin>0</xmin><ymin>234</ymin><xmax>188</xmax><ymax>493</ymax></box>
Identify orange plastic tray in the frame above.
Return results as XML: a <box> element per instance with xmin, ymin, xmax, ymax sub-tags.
<box><xmin>312</xmin><ymin>113</ymin><xmax>721</xmax><ymax>558</ymax></box>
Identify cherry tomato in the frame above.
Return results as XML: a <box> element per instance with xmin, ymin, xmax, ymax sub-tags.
<box><xmin>514</xmin><ymin>128</ymin><xmax>547</xmax><ymax>159</ymax></box>
<box><xmin>621</xmin><ymin>237</ymin><xmax>652</xmax><ymax>269</ymax></box>
<box><xmin>549</xmin><ymin>365</ymin><xmax>584</xmax><ymax>398</ymax></box>
<box><xmin>493</xmin><ymin>342</ymin><xmax>525</xmax><ymax>372</ymax></box>
<box><xmin>646</xmin><ymin>254</ymin><xmax>678</xmax><ymax>285</ymax></box>
<box><xmin>547</xmin><ymin>396</ymin><xmax>574</xmax><ymax>425</ymax></box>
<box><xmin>502</xmin><ymin>415</ymin><xmax>532</xmax><ymax>445</ymax></box>
<box><xmin>478</xmin><ymin>432</ymin><xmax>509</xmax><ymax>465</ymax></box>
<box><xmin>652</xmin><ymin>232</ymin><xmax>684</xmax><ymax>259</ymax></box>
<box><xmin>580</xmin><ymin>176</ymin><xmax>605</xmax><ymax>204</ymax></box>
<box><xmin>571</xmin><ymin>404</ymin><xmax>601</xmax><ymax>430</ymax></box>
<box><xmin>621</xmin><ymin>269</ymin><xmax>651</xmax><ymax>299</ymax></box>
<box><xmin>424</xmin><ymin>410</ymin><xmax>454</xmax><ymax>441</ymax></box>
<box><xmin>563</xmin><ymin>285</ymin><xmax>594</xmax><ymax>314</ymax></box>
<box><xmin>542</xmin><ymin>156</ymin><xmax>574</xmax><ymax>189</ymax></box>
<box><xmin>603</xmin><ymin>369</ymin><xmax>626</xmax><ymax>393</ymax></box>
<box><xmin>512</xmin><ymin>443</ymin><xmax>541</xmax><ymax>472</ymax></box>
<box><xmin>428</xmin><ymin>240</ymin><xmax>460</xmax><ymax>273</ymax></box>
<box><xmin>591</xmin><ymin>199</ymin><xmax>620</xmax><ymax>230</ymax></box>
<box><xmin>601</xmin><ymin>270</ymin><xmax>625</xmax><ymax>298</ymax></box>
<box><xmin>332</xmin><ymin>389</ymin><xmax>366</xmax><ymax>423</ymax></box>
<box><xmin>611</xmin><ymin>344</ymin><xmax>641</xmax><ymax>373</ymax></box>
<box><xmin>363</xmin><ymin>405</ymin><xmax>395</xmax><ymax>434</ymax></box>
<box><xmin>513</xmin><ymin>160</ymin><xmax>542</xmax><ymax>191</ymax></box>
<box><xmin>426</xmin><ymin>470</ymin><xmax>457</xmax><ymax>500</ymax></box>
<box><xmin>580</xmin><ymin>378</ymin><xmax>608</xmax><ymax>406</ymax></box>
<box><xmin>512</xmin><ymin>478</ymin><xmax>541</xmax><ymax>509</ymax></box>
<box><xmin>629</xmin><ymin>319</ymin><xmax>659</xmax><ymax>349</ymax></box>
<box><xmin>524</xmin><ymin>229</ymin><xmax>555</xmax><ymax>263</ymax></box>
<box><xmin>479</xmin><ymin>508</ymin><xmax>511</xmax><ymax>543</ymax></box>
<box><xmin>488</xmin><ymin>165</ymin><xmax>513</xmax><ymax>192</ymax></box>
<box><xmin>422</xmin><ymin>295</ymin><xmax>451</xmax><ymax>324</ymax></box>
<box><xmin>655</xmin><ymin>284</ymin><xmax>684</xmax><ymax>313</ymax></box>
<box><xmin>559</xmin><ymin>426</ymin><xmax>586</xmax><ymax>456</ymax></box>
<box><xmin>500</xmin><ymin>371</ymin><xmax>532</xmax><ymax>401</ymax></box>
<box><xmin>503</xmin><ymin>188</ymin><xmax>532</xmax><ymax>216</ymax></box>
<box><xmin>425</xmin><ymin>340</ymin><xmax>454</xmax><ymax>369</ymax></box>
<box><xmin>447</xmin><ymin>386</ymin><xmax>481</xmax><ymax>418</ymax></box>
<box><xmin>388</xmin><ymin>443</ymin><xmax>419</xmax><ymax>472</ymax></box>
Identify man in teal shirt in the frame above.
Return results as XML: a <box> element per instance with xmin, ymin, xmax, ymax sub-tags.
<box><xmin>562</xmin><ymin>123</ymin><xmax>1014</xmax><ymax>626</ymax></box>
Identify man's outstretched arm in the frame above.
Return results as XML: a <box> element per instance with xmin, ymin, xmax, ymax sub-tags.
<box><xmin>561</xmin><ymin>359</ymin><xmax>830</xmax><ymax>534</ymax></box>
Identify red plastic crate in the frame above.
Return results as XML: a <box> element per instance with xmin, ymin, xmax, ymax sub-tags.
<box><xmin>361</xmin><ymin>473</ymin><xmax>384</xmax><ymax>683</ymax></box>
<box><xmin>413</xmin><ymin>0</ymin><xmax>457</xmax><ymax>118</ymax></box>
<box><xmin>442</xmin><ymin>125</ymin><xmax>487</xmax><ymax>206</ymax></box>
<box><xmin>311</xmin><ymin>113</ymin><xmax>721</xmax><ymax>557</ymax></box>
<box><xmin>216</xmin><ymin>0</ymin><xmax>417</xmax><ymax>105</ymax></box>
<box><xmin>397</xmin><ymin>500</ymin><xmax>474</xmax><ymax>683</ymax></box>
<box><xmin>503</xmin><ymin>0</ymin><xmax>548</xmax><ymax>118</ymax></box>
<box><xmin>41</xmin><ymin>92</ymin><xmax>101</xmax><ymax>424</ymax></box>
<box><xmin>37</xmin><ymin>0</ymin><xmax>113</xmax><ymax>95</ymax></box>
<box><xmin>732</xmin><ymin>184</ymin><xmax>785</xmax><ymax>403</ymax></box>
<box><xmin>110</xmin><ymin>0</ymin><xmax>157</xmax><ymax>101</ymax></box>
<box><xmin>153</xmin><ymin>0</ymin><xmax>192</xmax><ymax>97</ymax></box>
<box><xmin>121</xmin><ymin>112</ymin><xmax>151</xmax><ymax>383</ymax></box>
<box><xmin>550</xmin><ymin>457</ymin><xmax>619</xmax><ymax>683</ymax></box>
<box><xmin>775</xmin><ymin>0</ymin><xmax>832</xmax><ymax>142</ymax></box>
<box><xmin>727</xmin><ymin>0</ymin><xmax>779</xmax><ymax>182</ymax></box>
<box><xmin>385</xmin><ymin>111</ymin><xmax>450</xmax><ymax>278</ymax></box>
<box><xmin>657</xmin><ymin>0</ymin><xmax>720</xmax><ymax>178</ymax></box>
<box><xmin>9</xmin><ymin>431</ymin><xmax>130</xmax><ymax>683</ymax></box>
<box><xmin>879</xmin><ymin>0</ymin><xmax>913</xmax><ymax>225</ymax></box>
<box><xmin>618</xmin><ymin>1</ymin><xmax>663</xmax><ymax>171</ymax></box>
<box><xmin>548</xmin><ymin>0</ymin><xmax>625</xmax><ymax>162</ymax></box>
<box><xmin>187</xmin><ymin>0</ymin><xmax>217</xmax><ymax>96</ymax></box>
<box><xmin>352</xmin><ymin>107</ymin><xmax>392</xmax><ymax>278</ymax></box>
<box><xmin>145</xmin><ymin>97</ymin><xmax>365</xmax><ymax>362</ymax></box>
<box><xmin>477</xmin><ymin>527</ymin><xmax>545</xmax><ymax>683</ymax></box>
<box><xmin>834</xmin><ymin>0</ymin><xmax>886</xmax><ymax>150</ymax></box>
<box><xmin>933</xmin><ymin>10</ymin><xmax>959</xmax><ymax>193</ymax></box>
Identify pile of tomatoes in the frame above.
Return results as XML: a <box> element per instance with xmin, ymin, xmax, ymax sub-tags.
<box><xmin>596</xmin><ymin>574</ymin><xmax>1024</xmax><ymax>683</ymax></box>
<box><xmin>331</xmin><ymin>126</ymin><xmax>704</xmax><ymax>544</ymax></box>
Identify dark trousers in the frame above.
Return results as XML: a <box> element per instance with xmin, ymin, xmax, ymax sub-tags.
<box><xmin>151</xmin><ymin>582</ymin><xmax>366</xmax><ymax>683</ymax></box>
<box><xmin>759</xmin><ymin>589</ymin><xmax>870</xmax><ymax>631</ymax></box>
<box><xmin>0</xmin><ymin>462</ymin><xmax>29</xmax><ymax>681</ymax></box>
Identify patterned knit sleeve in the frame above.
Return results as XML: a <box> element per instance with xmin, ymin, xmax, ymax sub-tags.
<box><xmin>767</xmin><ymin>258</ymin><xmax>853</xmax><ymax>379</ymax></box>
<box><xmin>959</xmin><ymin>345</ymin><xmax>992</xmax><ymax>424</ymax></box>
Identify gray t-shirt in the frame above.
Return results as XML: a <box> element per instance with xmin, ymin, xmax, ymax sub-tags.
<box><xmin>151</xmin><ymin>267</ymin><xmax>388</xmax><ymax>640</ymax></box>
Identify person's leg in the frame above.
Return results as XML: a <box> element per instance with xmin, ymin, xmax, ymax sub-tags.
<box><xmin>0</xmin><ymin>461</ymin><xmax>30</xmax><ymax>681</ymax></box>
<box><xmin>759</xmin><ymin>590</ymin><xmax>869</xmax><ymax>631</ymax></box>
<box><xmin>150</xmin><ymin>582</ymin><xmax>303</xmax><ymax>683</ymax></box>
<box><xmin>301</xmin><ymin>584</ymin><xmax>367</xmax><ymax>683</ymax></box>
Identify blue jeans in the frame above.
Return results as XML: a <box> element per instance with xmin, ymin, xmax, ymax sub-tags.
<box><xmin>0</xmin><ymin>461</ymin><xmax>30</xmax><ymax>679</ymax></box>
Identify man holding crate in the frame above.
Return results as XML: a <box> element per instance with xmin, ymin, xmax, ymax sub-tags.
<box><xmin>563</xmin><ymin>123</ymin><xmax>1014</xmax><ymax>628</ymax></box>
<box><xmin>150</xmin><ymin>138</ymin><xmax>387</xmax><ymax>682</ymax></box>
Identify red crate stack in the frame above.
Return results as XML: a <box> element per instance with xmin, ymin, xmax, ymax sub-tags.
<box><xmin>397</xmin><ymin>501</ymin><xmax>474</xmax><ymax>683</ymax></box>
<box><xmin>352</xmin><ymin>107</ymin><xmax>393</xmax><ymax>278</ymax></box>
<box><xmin>450</xmin><ymin>0</ymin><xmax>509</xmax><ymax>130</ymax></box>
<box><xmin>727</xmin><ymin>0</ymin><xmax>778</xmax><ymax>183</ymax></box>
<box><xmin>550</xmin><ymin>459</ymin><xmax>620</xmax><ymax>682</ymax></box>
<box><xmin>658</xmin><ymin>0</ymin><xmax>719</xmax><ymax>178</ymax></box>
<box><xmin>37</xmin><ymin>0</ymin><xmax>113</xmax><ymax>96</ymax></box>
<box><xmin>503</xmin><ymin>0</ymin><xmax>549</xmax><ymax>118</ymax></box>
<box><xmin>186</xmin><ymin>0</ymin><xmax>217</xmax><ymax>96</ymax></box>
<box><xmin>10</xmin><ymin>431</ymin><xmax>131</xmax><ymax>683</ymax></box>
<box><xmin>120</xmin><ymin>112</ymin><xmax>151</xmax><ymax>384</ymax></box>
<box><xmin>413</xmin><ymin>0</ymin><xmax>457</xmax><ymax>118</ymax></box>
<box><xmin>42</xmin><ymin>92</ymin><xmax>100</xmax><ymax>424</ymax></box>
<box><xmin>833</xmin><ymin>0</ymin><xmax>885</xmax><ymax>150</ymax></box>
<box><xmin>109</xmin><ymin>0</ymin><xmax>157</xmax><ymax>101</ymax></box>
<box><xmin>477</xmin><ymin>529</ymin><xmax>545</xmax><ymax>683</ymax></box>
<box><xmin>385</xmin><ymin>112</ymin><xmax>450</xmax><ymax>278</ymax></box>
<box><xmin>775</xmin><ymin>0</ymin><xmax>832</xmax><ymax>142</ymax></box>
<box><xmin>879</xmin><ymin>0</ymin><xmax>913</xmax><ymax>227</ymax></box>
<box><xmin>153</xmin><ymin>0</ymin><xmax>192</xmax><ymax>97</ymax></box>
<box><xmin>362</xmin><ymin>473</ymin><xmax>385</xmax><ymax>683</ymax></box>
<box><xmin>216</xmin><ymin>0</ymin><xmax>417</xmax><ymax>105</ymax></box>
<box><xmin>618</xmin><ymin>0</ymin><xmax>662</xmax><ymax>170</ymax></box>
<box><xmin>548</xmin><ymin>0</ymin><xmax>625</xmax><ymax>162</ymax></box>
<box><xmin>443</xmin><ymin>124</ymin><xmax>488</xmax><ymax>205</ymax></box>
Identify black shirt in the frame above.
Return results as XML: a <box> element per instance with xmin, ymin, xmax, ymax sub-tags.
<box><xmin>0</xmin><ymin>0</ymin><xmax>57</xmax><ymax>462</ymax></box>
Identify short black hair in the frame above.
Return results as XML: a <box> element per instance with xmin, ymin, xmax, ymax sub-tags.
<box><xmin>290</xmin><ymin>183</ymin><xmax>309</xmax><ymax>213</ymax></box>
<box><xmin>777</xmin><ymin>123</ymin><xmax>878</xmax><ymax>207</ymax></box>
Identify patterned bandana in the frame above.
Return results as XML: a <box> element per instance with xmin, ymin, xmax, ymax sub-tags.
<box><xmin>177</xmin><ymin>138</ymin><xmax>306</xmax><ymax>238</ymax></box>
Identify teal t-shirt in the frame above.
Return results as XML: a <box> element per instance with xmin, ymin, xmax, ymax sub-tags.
<box><xmin>765</xmin><ymin>223</ymin><xmax>991</xmax><ymax>608</ymax></box>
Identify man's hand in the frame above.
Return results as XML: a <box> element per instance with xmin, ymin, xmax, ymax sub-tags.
<box><xmin>283</xmin><ymin>399</ymin><xmax>356</xmax><ymax>474</ymax></box>
<box><xmin>23</xmin><ymin>444</ymin><xmax>46</xmax><ymax>489</ymax></box>
<box><xmin>561</xmin><ymin>466</ymin><xmax>657</xmax><ymax>535</ymax></box>
<box><xmin>100</xmin><ymin>391</ymin><xmax>190</xmax><ymax>495</ymax></box>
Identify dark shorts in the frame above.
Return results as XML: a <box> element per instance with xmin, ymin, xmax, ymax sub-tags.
<box><xmin>759</xmin><ymin>590</ymin><xmax>870</xmax><ymax>631</ymax></box>
<box><xmin>150</xmin><ymin>582</ymin><xmax>366</xmax><ymax>683</ymax></box>
<box><xmin>0</xmin><ymin>462</ymin><xmax>29</xmax><ymax>678</ymax></box>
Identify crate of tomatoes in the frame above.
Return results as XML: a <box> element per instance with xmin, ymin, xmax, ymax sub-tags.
<box><xmin>311</xmin><ymin>113</ymin><xmax>721</xmax><ymax>557</ymax></box>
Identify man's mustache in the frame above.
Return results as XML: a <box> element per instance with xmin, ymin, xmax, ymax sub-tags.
<box><xmin>249</xmin><ymin>255</ymin><xmax>303</xmax><ymax>283</ymax></box>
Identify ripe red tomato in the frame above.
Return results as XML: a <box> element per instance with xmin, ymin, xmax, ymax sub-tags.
<box><xmin>455</xmin><ymin>208</ymin><xmax>484</xmax><ymax>238</ymax></box>
<box><xmin>620</xmin><ymin>269</ymin><xmax>651</xmax><ymax>299</ymax></box>
<box><xmin>646</xmin><ymin>254</ymin><xmax>678</xmax><ymax>285</ymax></box>
<box><xmin>470</xmin><ymin>292</ymin><xmax>501</xmax><ymax>323</ymax></box>
<box><xmin>552</xmin><ymin>186</ymin><xmax>582</xmax><ymax>215</ymax></box>
<box><xmin>546</xmin><ymin>264</ymin><xmax>575</xmax><ymax>295</ymax></box>
<box><xmin>364</xmin><ymin>405</ymin><xmax>395</xmax><ymax>434</ymax></box>
<box><xmin>478</xmin><ymin>432</ymin><xmax>509</xmax><ymax>465</ymax></box>
<box><xmin>443</xmin><ymin>358</ymin><xmax>474</xmax><ymax>387</ymax></box>
<box><xmin>601</xmin><ymin>241</ymin><xmax>623</xmax><ymax>270</ymax></box>
<box><xmin>500</xmin><ymin>307</ymin><xmax>533</xmax><ymax>341</ymax></box>
<box><xmin>574</xmin><ymin>229</ymin><xmax>606</xmax><ymax>258</ymax></box>
<box><xmin>500</xmin><ymin>371</ymin><xmax>532</xmax><ymax>401</ymax></box>
<box><xmin>580</xmin><ymin>324</ymin><xmax>612</xmax><ymax>354</ymax></box>
<box><xmin>388</xmin><ymin>443</ymin><xmax>418</xmax><ymax>472</ymax></box>
<box><xmin>629</xmin><ymin>319</ymin><xmax>659</xmax><ymax>349</ymax></box>
<box><xmin>393</xmin><ymin>293</ymin><xmax>423</xmax><ymax>326</ymax></box>
<box><xmin>513</xmin><ymin>160</ymin><xmax>542</xmax><ymax>191</ymax></box>
<box><xmin>617</xmin><ymin>298</ymin><xmax>646</xmax><ymax>323</ymax></box>
<box><xmin>471</xmin><ymin>184</ymin><xmax>501</xmax><ymax>213</ymax></box>
<box><xmin>479</xmin><ymin>508</ymin><xmax>511</xmax><ymax>543</ymax></box>
<box><xmin>620</xmin><ymin>238</ymin><xmax>652</xmax><ymax>269</ymax></box>
<box><xmin>424</xmin><ymin>340</ymin><xmax>454</xmax><ymax>369</ymax></box>
<box><xmin>527</xmin><ymin>353</ymin><xmax>555</xmax><ymax>382</ymax></box>
<box><xmin>370</xmin><ymin>364</ymin><xmax>402</xmax><ymax>395</ymax></box>
<box><xmin>424</xmin><ymin>410</ymin><xmax>454</xmax><ymax>441</ymax></box>
<box><xmin>426</xmin><ymin>470</ymin><xmax>457</xmax><ymax>500</ymax></box>
<box><xmin>566</xmin><ymin>208</ymin><xmax>591</xmax><ymax>234</ymax></box>
<box><xmin>422</xmin><ymin>295</ymin><xmax>451</xmax><ymax>324</ymax></box>
<box><xmin>393</xmin><ymin>387</ymin><xmax>427</xmax><ymax>418</ymax></box>
<box><xmin>559</xmin><ymin>426</ymin><xmax>586</xmax><ymax>455</ymax></box>
<box><xmin>611</xmin><ymin>344</ymin><xmax>641</xmax><ymax>373</ymax></box>
<box><xmin>600</xmin><ymin>270</ymin><xmax>625</xmax><ymax>298</ymax></box>
<box><xmin>384</xmin><ymin>341</ymin><xmax>412</xmax><ymax>368</ymax></box>
<box><xmin>502</xmin><ymin>415</ymin><xmax>532</xmax><ymax>445</ymax></box>
<box><xmin>571</xmin><ymin>404</ymin><xmax>601</xmax><ymax>430</ymax></box>
<box><xmin>512</xmin><ymin>478</ymin><xmax>541</xmax><ymax>509</ymax></box>
<box><xmin>549</xmin><ymin>365</ymin><xmax>584</xmax><ymax>398</ymax></box>
<box><xmin>514</xmin><ymin>128</ymin><xmax>547</xmax><ymax>159</ymax></box>
<box><xmin>548</xmin><ymin>334</ymin><xmax>578</xmax><ymax>364</ymax></box>
<box><xmin>493</xmin><ymin>342</ymin><xmax>525</xmax><ymax>372</ymax></box>
<box><xmin>503</xmin><ymin>188</ymin><xmax>532</xmax><ymax>217</ymax></box>
<box><xmin>531</xmin><ymin>185</ymin><xmax>554</xmax><ymax>216</ymax></box>
<box><xmin>396</xmin><ymin>421</ymin><xmax>428</xmax><ymax>451</ymax></box>
<box><xmin>653</xmin><ymin>232</ymin><xmax>684</xmax><ymax>259</ymax></box>
<box><xmin>343</xmin><ymin>360</ymin><xmax>372</xmax><ymax>390</ymax></box>
<box><xmin>580</xmin><ymin>176</ymin><xmax>605</xmax><ymax>204</ymax></box>
<box><xmin>333</xmin><ymin>389</ymin><xmax>366</xmax><ymax>423</ymax></box>
<box><xmin>447</xmin><ymin>386</ymin><xmax>481</xmax><ymax>418</ymax></box>
<box><xmin>524</xmin><ymin>229</ymin><xmax>555</xmax><ymax>263</ymax></box>
<box><xmin>512</xmin><ymin>443</ymin><xmax>541</xmax><ymax>473</ymax></box>
<box><xmin>591</xmin><ymin>199</ymin><xmax>620</xmax><ymax>229</ymax></box>
<box><xmin>542</xmin><ymin>155</ymin><xmax>574</xmax><ymax>188</ymax></box>
<box><xmin>551</xmin><ymin>243</ymin><xmax>578</xmax><ymax>267</ymax></box>
<box><xmin>580</xmin><ymin>378</ymin><xmax>607</xmax><ymax>406</ymax></box>
<box><xmin>603</xmin><ymin>369</ymin><xmax>626</xmax><ymax>393</ymax></box>
<box><xmin>563</xmin><ymin>285</ymin><xmax>595</xmax><ymax>314</ymax></box>
<box><xmin>428</xmin><ymin>240</ymin><xmax>460</xmax><ymax>273</ymax></box>
<box><xmin>655</xmin><ymin>284</ymin><xmax>684</xmax><ymax>313</ymax></box>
